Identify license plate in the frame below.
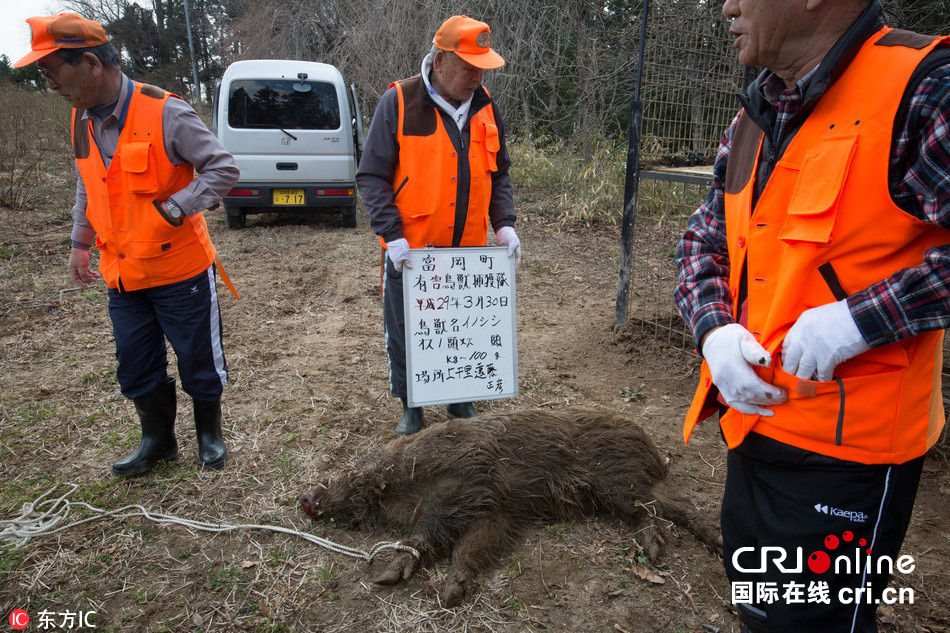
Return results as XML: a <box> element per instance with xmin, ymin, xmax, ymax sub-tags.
<box><xmin>273</xmin><ymin>189</ymin><xmax>305</xmax><ymax>205</ymax></box>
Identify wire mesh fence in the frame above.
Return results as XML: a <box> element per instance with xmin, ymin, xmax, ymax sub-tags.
<box><xmin>625</xmin><ymin>177</ymin><xmax>707</xmax><ymax>356</ymax></box>
<box><xmin>638</xmin><ymin>9</ymin><xmax>747</xmax><ymax>167</ymax></box>
<box><xmin>623</xmin><ymin>6</ymin><xmax>740</xmax><ymax>354</ymax></box>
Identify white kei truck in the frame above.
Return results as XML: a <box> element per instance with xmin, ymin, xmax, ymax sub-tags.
<box><xmin>212</xmin><ymin>59</ymin><xmax>364</xmax><ymax>229</ymax></box>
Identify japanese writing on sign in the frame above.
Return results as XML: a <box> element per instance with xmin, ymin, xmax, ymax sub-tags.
<box><xmin>405</xmin><ymin>247</ymin><xmax>518</xmax><ymax>407</ymax></box>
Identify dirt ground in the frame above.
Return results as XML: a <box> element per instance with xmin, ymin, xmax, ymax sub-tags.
<box><xmin>1</xmin><ymin>163</ymin><xmax>949</xmax><ymax>633</ymax></box>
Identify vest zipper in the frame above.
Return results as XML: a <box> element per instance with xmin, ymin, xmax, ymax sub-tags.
<box><xmin>766</xmin><ymin>142</ymin><xmax>777</xmax><ymax>173</ymax></box>
<box><xmin>834</xmin><ymin>377</ymin><xmax>845</xmax><ymax>446</ymax></box>
<box><xmin>452</xmin><ymin>118</ymin><xmax>471</xmax><ymax>247</ymax></box>
<box><xmin>393</xmin><ymin>176</ymin><xmax>409</xmax><ymax>201</ymax></box>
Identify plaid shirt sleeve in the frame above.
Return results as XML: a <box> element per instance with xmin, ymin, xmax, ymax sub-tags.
<box><xmin>849</xmin><ymin>61</ymin><xmax>950</xmax><ymax>347</ymax></box>
<box><xmin>674</xmin><ymin>112</ymin><xmax>740</xmax><ymax>351</ymax></box>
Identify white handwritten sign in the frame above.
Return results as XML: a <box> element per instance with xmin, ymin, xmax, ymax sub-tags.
<box><xmin>404</xmin><ymin>246</ymin><xmax>518</xmax><ymax>407</ymax></box>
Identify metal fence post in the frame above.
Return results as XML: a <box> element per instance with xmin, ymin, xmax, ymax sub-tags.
<box><xmin>615</xmin><ymin>0</ymin><xmax>649</xmax><ymax>326</ymax></box>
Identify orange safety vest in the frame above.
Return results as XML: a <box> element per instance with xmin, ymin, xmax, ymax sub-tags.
<box><xmin>685</xmin><ymin>27</ymin><xmax>950</xmax><ymax>465</ymax></box>
<box><xmin>73</xmin><ymin>82</ymin><xmax>217</xmax><ymax>292</ymax></box>
<box><xmin>379</xmin><ymin>76</ymin><xmax>500</xmax><ymax>250</ymax></box>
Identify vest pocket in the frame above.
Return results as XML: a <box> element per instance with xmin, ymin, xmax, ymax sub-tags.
<box><xmin>127</xmin><ymin>231</ymin><xmax>208</xmax><ymax>288</ymax></box>
<box><xmin>121</xmin><ymin>141</ymin><xmax>158</xmax><ymax>194</ymax></box>
<box><xmin>778</xmin><ymin>134</ymin><xmax>858</xmax><ymax>245</ymax></box>
<box><xmin>470</xmin><ymin>118</ymin><xmax>500</xmax><ymax>172</ymax></box>
<box><xmin>399</xmin><ymin>205</ymin><xmax>435</xmax><ymax>220</ymax></box>
<box><xmin>770</xmin><ymin>359</ymin><xmax>904</xmax><ymax>453</ymax></box>
<box><xmin>399</xmin><ymin>205</ymin><xmax>438</xmax><ymax>246</ymax></box>
<box><xmin>129</xmin><ymin>232</ymin><xmax>192</xmax><ymax>259</ymax></box>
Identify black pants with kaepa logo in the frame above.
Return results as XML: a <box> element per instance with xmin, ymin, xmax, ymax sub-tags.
<box><xmin>721</xmin><ymin>432</ymin><xmax>924</xmax><ymax>633</ymax></box>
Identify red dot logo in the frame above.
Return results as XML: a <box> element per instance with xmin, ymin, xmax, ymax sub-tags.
<box><xmin>824</xmin><ymin>534</ymin><xmax>840</xmax><ymax>549</ymax></box>
<box><xmin>9</xmin><ymin>610</ymin><xmax>29</xmax><ymax>630</ymax></box>
<box><xmin>859</xmin><ymin>538</ymin><xmax>867</xmax><ymax>547</ymax></box>
<box><xmin>842</xmin><ymin>531</ymin><xmax>854</xmax><ymax>542</ymax></box>
<box><xmin>808</xmin><ymin>551</ymin><xmax>831</xmax><ymax>574</ymax></box>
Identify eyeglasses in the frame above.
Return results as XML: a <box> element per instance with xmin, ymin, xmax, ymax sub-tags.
<box><xmin>39</xmin><ymin>59</ymin><xmax>68</xmax><ymax>82</ymax></box>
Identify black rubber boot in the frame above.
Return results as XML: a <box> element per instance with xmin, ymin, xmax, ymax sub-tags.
<box><xmin>736</xmin><ymin>604</ymin><xmax>771</xmax><ymax>633</ymax></box>
<box><xmin>446</xmin><ymin>402</ymin><xmax>478</xmax><ymax>418</ymax></box>
<box><xmin>194</xmin><ymin>398</ymin><xmax>228</xmax><ymax>470</ymax></box>
<box><xmin>111</xmin><ymin>379</ymin><xmax>178</xmax><ymax>477</ymax></box>
<box><xmin>396</xmin><ymin>398</ymin><xmax>423</xmax><ymax>436</ymax></box>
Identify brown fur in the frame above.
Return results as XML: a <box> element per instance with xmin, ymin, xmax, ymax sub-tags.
<box><xmin>301</xmin><ymin>408</ymin><xmax>722</xmax><ymax>606</ymax></box>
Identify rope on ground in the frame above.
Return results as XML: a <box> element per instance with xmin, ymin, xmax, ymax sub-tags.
<box><xmin>0</xmin><ymin>483</ymin><xmax>419</xmax><ymax>563</ymax></box>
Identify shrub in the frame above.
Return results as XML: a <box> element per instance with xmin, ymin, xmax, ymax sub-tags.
<box><xmin>0</xmin><ymin>83</ymin><xmax>70</xmax><ymax>209</ymax></box>
<box><xmin>508</xmin><ymin>137</ymin><xmax>626</xmax><ymax>227</ymax></box>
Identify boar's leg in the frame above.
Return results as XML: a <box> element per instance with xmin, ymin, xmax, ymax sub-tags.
<box><xmin>651</xmin><ymin>482</ymin><xmax>723</xmax><ymax>555</ymax></box>
<box><xmin>370</xmin><ymin>513</ymin><xmax>452</xmax><ymax>585</ymax></box>
<box><xmin>630</xmin><ymin>507</ymin><xmax>668</xmax><ymax>561</ymax></box>
<box><xmin>596</xmin><ymin>482</ymin><xmax>722</xmax><ymax>558</ymax></box>
<box><xmin>372</xmin><ymin>484</ymin><xmax>489</xmax><ymax>587</ymax></box>
<box><xmin>443</xmin><ymin>511</ymin><xmax>519</xmax><ymax>608</ymax></box>
<box><xmin>371</xmin><ymin>547</ymin><xmax>421</xmax><ymax>585</ymax></box>
<box><xmin>591</xmin><ymin>490</ymin><xmax>667</xmax><ymax>558</ymax></box>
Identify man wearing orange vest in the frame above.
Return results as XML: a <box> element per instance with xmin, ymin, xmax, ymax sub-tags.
<box><xmin>357</xmin><ymin>15</ymin><xmax>521</xmax><ymax>435</ymax></box>
<box><xmin>15</xmin><ymin>14</ymin><xmax>240</xmax><ymax>476</ymax></box>
<box><xmin>675</xmin><ymin>0</ymin><xmax>950</xmax><ymax>631</ymax></box>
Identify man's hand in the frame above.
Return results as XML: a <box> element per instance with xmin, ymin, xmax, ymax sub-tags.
<box><xmin>703</xmin><ymin>323</ymin><xmax>787</xmax><ymax>416</ymax></box>
<box><xmin>782</xmin><ymin>299</ymin><xmax>870</xmax><ymax>382</ymax></box>
<box><xmin>386</xmin><ymin>238</ymin><xmax>412</xmax><ymax>273</ymax></box>
<box><xmin>68</xmin><ymin>248</ymin><xmax>100</xmax><ymax>289</ymax></box>
<box><xmin>495</xmin><ymin>226</ymin><xmax>522</xmax><ymax>267</ymax></box>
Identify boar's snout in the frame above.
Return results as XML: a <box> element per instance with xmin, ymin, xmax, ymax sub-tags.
<box><xmin>301</xmin><ymin>487</ymin><xmax>327</xmax><ymax>519</ymax></box>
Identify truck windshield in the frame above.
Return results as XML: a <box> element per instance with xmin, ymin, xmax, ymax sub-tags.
<box><xmin>228</xmin><ymin>80</ymin><xmax>341</xmax><ymax>131</ymax></box>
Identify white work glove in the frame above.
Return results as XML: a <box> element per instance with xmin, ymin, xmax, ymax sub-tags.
<box><xmin>386</xmin><ymin>238</ymin><xmax>412</xmax><ymax>273</ymax></box>
<box><xmin>703</xmin><ymin>323</ymin><xmax>787</xmax><ymax>417</ymax></box>
<box><xmin>495</xmin><ymin>226</ymin><xmax>522</xmax><ymax>267</ymax></box>
<box><xmin>781</xmin><ymin>299</ymin><xmax>870</xmax><ymax>382</ymax></box>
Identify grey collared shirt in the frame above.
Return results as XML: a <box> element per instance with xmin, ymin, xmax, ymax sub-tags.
<box><xmin>71</xmin><ymin>74</ymin><xmax>239</xmax><ymax>249</ymax></box>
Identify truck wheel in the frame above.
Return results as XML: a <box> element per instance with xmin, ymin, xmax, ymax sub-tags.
<box><xmin>225</xmin><ymin>206</ymin><xmax>245</xmax><ymax>229</ymax></box>
<box><xmin>341</xmin><ymin>205</ymin><xmax>358</xmax><ymax>228</ymax></box>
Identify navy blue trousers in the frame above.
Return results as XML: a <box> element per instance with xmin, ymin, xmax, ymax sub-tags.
<box><xmin>107</xmin><ymin>266</ymin><xmax>227</xmax><ymax>401</ymax></box>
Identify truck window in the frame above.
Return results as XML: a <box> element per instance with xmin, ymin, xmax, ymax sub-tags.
<box><xmin>228</xmin><ymin>80</ymin><xmax>341</xmax><ymax>130</ymax></box>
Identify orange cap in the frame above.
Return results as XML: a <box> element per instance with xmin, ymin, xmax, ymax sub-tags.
<box><xmin>433</xmin><ymin>15</ymin><xmax>505</xmax><ymax>70</ymax></box>
<box><xmin>14</xmin><ymin>13</ymin><xmax>109</xmax><ymax>68</ymax></box>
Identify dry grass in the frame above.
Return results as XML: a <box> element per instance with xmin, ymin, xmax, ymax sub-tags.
<box><xmin>509</xmin><ymin>138</ymin><xmax>626</xmax><ymax>228</ymax></box>
<box><xmin>0</xmin><ymin>125</ymin><xmax>946</xmax><ymax>633</ymax></box>
<box><xmin>0</xmin><ymin>162</ymin><xmax>733</xmax><ymax>631</ymax></box>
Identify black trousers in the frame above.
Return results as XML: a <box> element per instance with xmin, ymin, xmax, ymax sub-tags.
<box><xmin>722</xmin><ymin>433</ymin><xmax>923</xmax><ymax>633</ymax></box>
<box><xmin>382</xmin><ymin>252</ymin><xmax>409</xmax><ymax>398</ymax></box>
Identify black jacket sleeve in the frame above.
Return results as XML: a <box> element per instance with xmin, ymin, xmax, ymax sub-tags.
<box><xmin>488</xmin><ymin>100</ymin><xmax>516</xmax><ymax>232</ymax></box>
<box><xmin>355</xmin><ymin>87</ymin><xmax>404</xmax><ymax>242</ymax></box>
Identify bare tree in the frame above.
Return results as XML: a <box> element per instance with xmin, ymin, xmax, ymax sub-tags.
<box><xmin>884</xmin><ymin>0</ymin><xmax>950</xmax><ymax>34</ymax></box>
<box><xmin>53</xmin><ymin>0</ymin><xmax>950</xmax><ymax>148</ymax></box>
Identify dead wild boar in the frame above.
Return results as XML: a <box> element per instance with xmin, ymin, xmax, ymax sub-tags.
<box><xmin>301</xmin><ymin>408</ymin><xmax>722</xmax><ymax>606</ymax></box>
